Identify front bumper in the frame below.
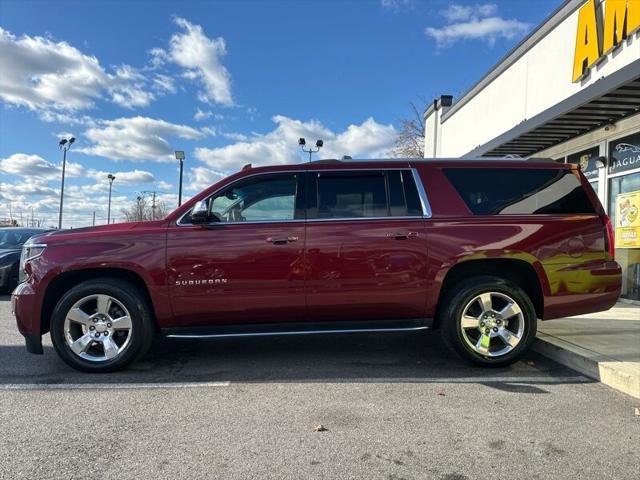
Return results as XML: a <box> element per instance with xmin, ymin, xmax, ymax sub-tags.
<box><xmin>12</xmin><ymin>282</ymin><xmax>43</xmax><ymax>355</ymax></box>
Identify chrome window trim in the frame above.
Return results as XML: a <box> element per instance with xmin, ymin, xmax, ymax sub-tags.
<box><xmin>177</xmin><ymin>167</ymin><xmax>433</xmax><ymax>226</ymax></box>
<box><xmin>411</xmin><ymin>168</ymin><xmax>432</xmax><ymax>218</ymax></box>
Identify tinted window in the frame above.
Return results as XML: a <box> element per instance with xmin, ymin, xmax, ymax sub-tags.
<box><xmin>0</xmin><ymin>230</ymin><xmax>37</xmax><ymax>248</ymax></box>
<box><xmin>209</xmin><ymin>173</ymin><xmax>298</xmax><ymax>222</ymax></box>
<box><xmin>443</xmin><ymin>168</ymin><xmax>596</xmax><ymax>215</ymax></box>
<box><xmin>316</xmin><ymin>172</ymin><xmax>387</xmax><ymax>218</ymax></box>
<box><xmin>311</xmin><ymin>170</ymin><xmax>424</xmax><ymax>219</ymax></box>
<box><xmin>401</xmin><ymin>170</ymin><xmax>423</xmax><ymax>216</ymax></box>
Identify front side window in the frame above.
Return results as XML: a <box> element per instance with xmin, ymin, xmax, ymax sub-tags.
<box><xmin>207</xmin><ymin>173</ymin><xmax>298</xmax><ymax>222</ymax></box>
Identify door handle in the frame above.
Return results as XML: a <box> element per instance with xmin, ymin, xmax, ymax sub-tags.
<box><xmin>388</xmin><ymin>231</ymin><xmax>418</xmax><ymax>240</ymax></box>
<box><xmin>266</xmin><ymin>236</ymin><xmax>299</xmax><ymax>245</ymax></box>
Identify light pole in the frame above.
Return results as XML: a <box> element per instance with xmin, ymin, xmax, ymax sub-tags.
<box><xmin>299</xmin><ymin>138</ymin><xmax>323</xmax><ymax>162</ymax></box>
<box><xmin>58</xmin><ymin>137</ymin><xmax>75</xmax><ymax>229</ymax></box>
<box><xmin>141</xmin><ymin>191</ymin><xmax>157</xmax><ymax>220</ymax></box>
<box><xmin>107</xmin><ymin>174</ymin><xmax>116</xmax><ymax>224</ymax></box>
<box><xmin>175</xmin><ymin>150</ymin><xmax>185</xmax><ymax>206</ymax></box>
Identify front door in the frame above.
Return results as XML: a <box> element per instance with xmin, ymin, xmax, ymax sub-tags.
<box><xmin>304</xmin><ymin>169</ymin><xmax>430</xmax><ymax>321</ymax></box>
<box><xmin>166</xmin><ymin>171</ymin><xmax>306</xmax><ymax>326</ymax></box>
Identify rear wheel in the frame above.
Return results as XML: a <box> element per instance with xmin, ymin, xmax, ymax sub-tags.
<box><xmin>50</xmin><ymin>279</ymin><xmax>154</xmax><ymax>372</ymax></box>
<box><xmin>439</xmin><ymin>275</ymin><xmax>537</xmax><ymax>367</ymax></box>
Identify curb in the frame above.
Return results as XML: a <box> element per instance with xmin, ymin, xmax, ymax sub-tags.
<box><xmin>533</xmin><ymin>332</ymin><xmax>640</xmax><ymax>399</ymax></box>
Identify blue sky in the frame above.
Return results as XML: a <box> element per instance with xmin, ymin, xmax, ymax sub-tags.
<box><xmin>0</xmin><ymin>0</ymin><xmax>558</xmax><ymax>227</ymax></box>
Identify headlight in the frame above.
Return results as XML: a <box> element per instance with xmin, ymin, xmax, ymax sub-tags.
<box><xmin>19</xmin><ymin>243</ymin><xmax>47</xmax><ymax>283</ymax></box>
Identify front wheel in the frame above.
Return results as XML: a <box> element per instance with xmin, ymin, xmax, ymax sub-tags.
<box><xmin>439</xmin><ymin>276</ymin><xmax>537</xmax><ymax>367</ymax></box>
<box><xmin>50</xmin><ymin>279</ymin><xmax>154</xmax><ymax>373</ymax></box>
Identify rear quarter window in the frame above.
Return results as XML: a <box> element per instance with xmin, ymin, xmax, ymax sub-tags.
<box><xmin>443</xmin><ymin>168</ymin><xmax>596</xmax><ymax>215</ymax></box>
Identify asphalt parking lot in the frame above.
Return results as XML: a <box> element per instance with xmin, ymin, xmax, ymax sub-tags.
<box><xmin>0</xmin><ymin>295</ymin><xmax>638</xmax><ymax>480</ymax></box>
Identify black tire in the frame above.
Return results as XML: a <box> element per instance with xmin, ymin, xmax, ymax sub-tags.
<box><xmin>439</xmin><ymin>275</ymin><xmax>537</xmax><ymax>367</ymax></box>
<box><xmin>50</xmin><ymin>278</ymin><xmax>154</xmax><ymax>373</ymax></box>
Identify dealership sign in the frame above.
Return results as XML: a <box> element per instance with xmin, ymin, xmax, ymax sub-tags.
<box><xmin>573</xmin><ymin>0</ymin><xmax>640</xmax><ymax>82</ymax></box>
<box><xmin>609</xmin><ymin>132</ymin><xmax>640</xmax><ymax>173</ymax></box>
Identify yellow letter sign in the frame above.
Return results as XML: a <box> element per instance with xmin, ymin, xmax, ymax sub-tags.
<box><xmin>573</xmin><ymin>0</ymin><xmax>600</xmax><ymax>82</ymax></box>
<box><xmin>574</xmin><ymin>0</ymin><xmax>640</xmax><ymax>82</ymax></box>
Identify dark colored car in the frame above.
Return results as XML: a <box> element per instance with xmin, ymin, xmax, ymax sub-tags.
<box><xmin>0</xmin><ymin>228</ymin><xmax>52</xmax><ymax>293</ymax></box>
<box><xmin>12</xmin><ymin>158</ymin><xmax>621</xmax><ymax>372</ymax></box>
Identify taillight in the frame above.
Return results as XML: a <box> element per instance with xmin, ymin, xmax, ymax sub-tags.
<box><xmin>602</xmin><ymin>215</ymin><xmax>615</xmax><ymax>260</ymax></box>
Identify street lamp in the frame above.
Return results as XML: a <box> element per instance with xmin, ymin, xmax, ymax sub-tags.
<box><xmin>299</xmin><ymin>138</ymin><xmax>323</xmax><ymax>162</ymax></box>
<box><xmin>58</xmin><ymin>136</ymin><xmax>75</xmax><ymax>229</ymax></box>
<box><xmin>107</xmin><ymin>174</ymin><xmax>116</xmax><ymax>224</ymax></box>
<box><xmin>175</xmin><ymin>150</ymin><xmax>185</xmax><ymax>206</ymax></box>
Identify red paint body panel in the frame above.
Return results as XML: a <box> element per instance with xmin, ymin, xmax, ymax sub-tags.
<box><xmin>166</xmin><ymin>222</ymin><xmax>306</xmax><ymax>325</ymax></box>
<box><xmin>12</xmin><ymin>159</ymin><xmax>622</xmax><ymax>346</ymax></box>
<box><xmin>305</xmin><ymin>218</ymin><xmax>429</xmax><ymax>321</ymax></box>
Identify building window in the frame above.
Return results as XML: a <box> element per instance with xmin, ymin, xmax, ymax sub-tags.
<box><xmin>567</xmin><ymin>146</ymin><xmax>599</xmax><ymax>181</ymax></box>
<box><xmin>608</xmin><ymin>170</ymin><xmax>640</xmax><ymax>300</ymax></box>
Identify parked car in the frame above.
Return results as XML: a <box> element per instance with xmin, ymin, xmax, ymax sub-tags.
<box><xmin>0</xmin><ymin>228</ymin><xmax>53</xmax><ymax>293</ymax></box>
<box><xmin>12</xmin><ymin>158</ymin><xmax>621</xmax><ymax>372</ymax></box>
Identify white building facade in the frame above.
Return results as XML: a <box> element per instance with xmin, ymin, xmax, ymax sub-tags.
<box><xmin>424</xmin><ymin>0</ymin><xmax>640</xmax><ymax>300</ymax></box>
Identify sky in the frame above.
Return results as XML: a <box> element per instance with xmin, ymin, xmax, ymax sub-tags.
<box><xmin>0</xmin><ymin>0</ymin><xmax>559</xmax><ymax>228</ymax></box>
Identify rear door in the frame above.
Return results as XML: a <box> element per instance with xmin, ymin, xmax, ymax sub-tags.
<box><xmin>304</xmin><ymin>168</ymin><xmax>430</xmax><ymax>321</ymax></box>
<box><xmin>166</xmin><ymin>171</ymin><xmax>307</xmax><ymax>326</ymax></box>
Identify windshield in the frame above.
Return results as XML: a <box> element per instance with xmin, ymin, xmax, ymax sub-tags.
<box><xmin>0</xmin><ymin>230</ymin><xmax>42</xmax><ymax>249</ymax></box>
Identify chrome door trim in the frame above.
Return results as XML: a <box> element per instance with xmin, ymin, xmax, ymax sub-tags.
<box><xmin>166</xmin><ymin>325</ymin><xmax>430</xmax><ymax>339</ymax></box>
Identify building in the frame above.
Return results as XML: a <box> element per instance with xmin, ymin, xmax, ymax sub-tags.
<box><xmin>424</xmin><ymin>0</ymin><xmax>640</xmax><ymax>300</ymax></box>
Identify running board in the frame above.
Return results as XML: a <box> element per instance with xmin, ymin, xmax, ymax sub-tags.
<box><xmin>163</xmin><ymin>318</ymin><xmax>432</xmax><ymax>340</ymax></box>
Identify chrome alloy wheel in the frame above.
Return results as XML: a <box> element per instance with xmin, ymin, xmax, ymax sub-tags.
<box><xmin>460</xmin><ymin>292</ymin><xmax>525</xmax><ymax>357</ymax></box>
<box><xmin>63</xmin><ymin>294</ymin><xmax>133</xmax><ymax>362</ymax></box>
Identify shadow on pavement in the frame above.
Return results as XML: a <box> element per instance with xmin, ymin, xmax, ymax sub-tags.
<box><xmin>0</xmin><ymin>326</ymin><xmax>590</xmax><ymax>392</ymax></box>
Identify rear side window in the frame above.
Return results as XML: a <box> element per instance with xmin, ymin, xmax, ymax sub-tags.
<box><xmin>443</xmin><ymin>168</ymin><xmax>596</xmax><ymax>215</ymax></box>
<box><xmin>317</xmin><ymin>172</ymin><xmax>387</xmax><ymax>218</ymax></box>
<box><xmin>309</xmin><ymin>170</ymin><xmax>423</xmax><ymax>219</ymax></box>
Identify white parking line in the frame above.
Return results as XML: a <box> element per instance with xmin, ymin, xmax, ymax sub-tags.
<box><xmin>0</xmin><ymin>376</ymin><xmax>589</xmax><ymax>390</ymax></box>
<box><xmin>0</xmin><ymin>381</ymin><xmax>231</xmax><ymax>391</ymax></box>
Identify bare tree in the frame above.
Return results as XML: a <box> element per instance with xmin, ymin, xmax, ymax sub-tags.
<box><xmin>393</xmin><ymin>100</ymin><xmax>426</xmax><ymax>158</ymax></box>
<box><xmin>121</xmin><ymin>196</ymin><xmax>168</xmax><ymax>222</ymax></box>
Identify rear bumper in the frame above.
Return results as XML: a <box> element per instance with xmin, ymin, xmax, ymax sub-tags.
<box><xmin>12</xmin><ymin>282</ymin><xmax>43</xmax><ymax>355</ymax></box>
<box><xmin>542</xmin><ymin>260</ymin><xmax>622</xmax><ymax>320</ymax></box>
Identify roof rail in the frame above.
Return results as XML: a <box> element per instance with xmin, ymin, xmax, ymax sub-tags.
<box><xmin>309</xmin><ymin>159</ymin><xmax>342</xmax><ymax>164</ymax></box>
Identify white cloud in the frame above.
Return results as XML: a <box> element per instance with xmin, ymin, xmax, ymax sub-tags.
<box><xmin>186</xmin><ymin>166</ymin><xmax>225</xmax><ymax>192</ymax></box>
<box><xmin>441</xmin><ymin>3</ymin><xmax>498</xmax><ymax>22</ymax></box>
<box><xmin>425</xmin><ymin>3</ymin><xmax>530</xmax><ymax>47</ymax></box>
<box><xmin>0</xmin><ymin>27</ymin><xmax>156</xmax><ymax>113</ymax></box>
<box><xmin>79</xmin><ymin>116</ymin><xmax>213</xmax><ymax>162</ymax></box>
<box><xmin>152</xmin><ymin>74</ymin><xmax>177</xmax><ymax>94</ymax></box>
<box><xmin>194</xmin><ymin>108</ymin><xmax>212</xmax><ymax>121</ymax></box>
<box><xmin>87</xmin><ymin>169</ymin><xmax>156</xmax><ymax>185</ymax></box>
<box><xmin>380</xmin><ymin>0</ymin><xmax>413</xmax><ymax>12</ymax></box>
<box><xmin>0</xmin><ymin>153</ymin><xmax>84</xmax><ymax>179</ymax></box>
<box><xmin>155</xmin><ymin>17</ymin><xmax>233</xmax><ymax>106</ymax></box>
<box><xmin>194</xmin><ymin>115</ymin><xmax>396</xmax><ymax>173</ymax></box>
<box><xmin>222</xmin><ymin>132</ymin><xmax>248</xmax><ymax>142</ymax></box>
<box><xmin>156</xmin><ymin>180</ymin><xmax>173</xmax><ymax>191</ymax></box>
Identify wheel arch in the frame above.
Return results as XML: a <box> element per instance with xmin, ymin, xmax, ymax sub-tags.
<box><xmin>434</xmin><ymin>258</ymin><xmax>544</xmax><ymax>328</ymax></box>
<box><xmin>41</xmin><ymin>267</ymin><xmax>158</xmax><ymax>335</ymax></box>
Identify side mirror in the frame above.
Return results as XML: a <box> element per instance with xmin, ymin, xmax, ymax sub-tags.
<box><xmin>191</xmin><ymin>200</ymin><xmax>209</xmax><ymax>224</ymax></box>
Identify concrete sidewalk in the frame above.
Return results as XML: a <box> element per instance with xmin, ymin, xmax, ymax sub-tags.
<box><xmin>533</xmin><ymin>301</ymin><xmax>640</xmax><ymax>399</ymax></box>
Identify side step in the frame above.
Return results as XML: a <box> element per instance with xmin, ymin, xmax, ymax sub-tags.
<box><xmin>162</xmin><ymin>318</ymin><xmax>432</xmax><ymax>340</ymax></box>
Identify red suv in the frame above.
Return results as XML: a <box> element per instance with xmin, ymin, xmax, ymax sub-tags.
<box><xmin>12</xmin><ymin>159</ymin><xmax>621</xmax><ymax>372</ymax></box>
